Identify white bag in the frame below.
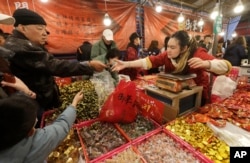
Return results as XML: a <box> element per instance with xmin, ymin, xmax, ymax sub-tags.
<box><xmin>90</xmin><ymin>70</ymin><xmax>115</xmax><ymax>108</ymax></box>
<box><xmin>211</xmin><ymin>75</ymin><xmax>237</xmax><ymax>99</ymax></box>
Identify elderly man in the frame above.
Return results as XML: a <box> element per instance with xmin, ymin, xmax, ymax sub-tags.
<box><xmin>91</xmin><ymin>28</ymin><xmax>117</xmax><ymax>60</ymax></box>
<box><xmin>3</xmin><ymin>8</ymin><xmax>107</xmax><ymax>127</ymax></box>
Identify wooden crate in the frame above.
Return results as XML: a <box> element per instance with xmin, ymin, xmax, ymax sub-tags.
<box><xmin>145</xmin><ymin>85</ymin><xmax>203</xmax><ymax>122</ymax></box>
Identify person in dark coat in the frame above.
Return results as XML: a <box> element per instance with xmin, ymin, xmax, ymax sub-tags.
<box><xmin>3</xmin><ymin>8</ymin><xmax>107</xmax><ymax>127</ymax></box>
<box><xmin>147</xmin><ymin>40</ymin><xmax>160</xmax><ymax>74</ymax></box>
<box><xmin>76</xmin><ymin>41</ymin><xmax>92</xmax><ymax>61</ymax></box>
<box><xmin>223</xmin><ymin>36</ymin><xmax>248</xmax><ymax>66</ymax></box>
<box><xmin>0</xmin><ymin>13</ymin><xmax>36</xmax><ymax>99</ymax></box>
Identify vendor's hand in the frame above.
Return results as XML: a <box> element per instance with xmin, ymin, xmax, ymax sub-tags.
<box><xmin>111</xmin><ymin>59</ymin><xmax>126</xmax><ymax>72</ymax></box>
<box><xmin>72</xmin><ymin>91</ymin><xmax>83</xmax><ymax>107</ymax></box>
<box><xmin>1</xmin><ymin>76</ymin><xmax>36</xmax><ymax>99</ymax></box>
<box><xmin>89</xmin><ymin>60</ymin><xmax>107</xmax><ymax>72</ymax></box>
<box><xmin>215</xmin><ymin>53</ymin><xmax>223</xmax><ymax>58</ymax></box>
<box><xmin>188</xmin><ymin>57</ymin><xmax>210</xmax><ymax>69</ymax></box>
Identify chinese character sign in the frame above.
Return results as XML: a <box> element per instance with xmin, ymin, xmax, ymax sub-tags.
<box><xmin>136</xmin><ymin>91</ymin><xmax>165</xmax><ymax>124</ymax></box>
<box><xmin>99</xmin><ymin>80</ymin><xmax>138</xmax><ymax>123</ymax></box>
<box><xmin>184</xmin><ymin>18</ymin><xmax>203</xmax><ymax>32</ymax></box>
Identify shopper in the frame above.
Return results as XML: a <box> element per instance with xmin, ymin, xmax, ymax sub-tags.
<box><xmin>0</xmin><ymin>91</ymin><xmax>83</xmax><ymax>163</ymax></box>
<box><xmin>3</xmin><ymin>8</ymin><xmax>107</xmax><ymax>127</ymax></box>
<box><xmin>90</xmin><ymin>29</ymin><xmax>117</xmax><ymax>60</ymax></box>
<box><xmin>0</xmin><ymin>13</ymin><xmax>36</xmax><ymax>99</ymax></box>
<box><xmin>0</xmin><ymin>13</ymin><xmax>15</xmax><ymax>74</ymax></box>
<box><xmin>200</xmin><ymin>34</ymin><xmax>212</xmax><ymax>53</ymax></box>
<box><xmin>223</xmin><ymin>36</ymin><xmax>248</xmax><ymax>66</ymax></box>
<box><xmin>147</xmin><ymin>40</ymin><xmax>160</xmax><ymax>74</ymax></box>
<box><xmin>120</xmin><ymin>32</ymin><xmax>142</xmax><ymax>80</ymax></box>
<box><xmin>94</xmin><ymin>48</ymin><xmax>121</xmax><ymax>86</ymax></box>
<box><xmin>76</xmin><ymin>41</ymin><xmax>92</xmax><ymax>61</ymax></box>
<box><xmin>112</xmin><ymin>30</ymin><xmax>232</xmax><ymax>105</ymax></box>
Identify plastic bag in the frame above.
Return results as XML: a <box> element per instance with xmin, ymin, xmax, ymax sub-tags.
<box><xmin>207</xmin><ymin>122</ymin><xmax>250</xmax><ymax>147</ymax></box>
<box><xmin>98</xmin><ymin>80</ymin><xmax>138</xmax><ymax>123</ymax></box>
<box><xmin>211</xmin><ymin>75</ymin><xmax>237</xmax><ymax>99</ymax></box>
<box><xmin>90</xmin><ymin>70</ymin><xmax>115</xmax><ymax>107</ymax></box>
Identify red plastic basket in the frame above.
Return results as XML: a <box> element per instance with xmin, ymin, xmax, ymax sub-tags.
<box><xmin>40</xmin><ymin>109</ymin><xmax>57</xmax><ymax>128</ymax></box>
<box><xmin>92</xmin><ymin>144</ymin><xmax>147</xmax><ymax>163</ymax></box>
<box><xmin>132</xmin><ymin>129</ymin><xmax>213</xmax><ymax>163</ymax></box>
<box><xmin>114</xmin><ymin>116</ymin><xmax>161</xmax><ymax>142</ymax></box>
<box><xmin>75</xmin><ymin>119</ymin><xmax>130</xmax><ymax>163</ymax></box>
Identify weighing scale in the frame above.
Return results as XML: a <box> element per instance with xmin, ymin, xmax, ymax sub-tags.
<box><xmin>155</xmin><ymin>73</ymin><xmax>197</xmax><ymax>92</ymax></box>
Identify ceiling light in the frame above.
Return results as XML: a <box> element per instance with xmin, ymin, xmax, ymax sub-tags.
<box><xmin>103</xmin><ymin>13</ymin><xmax>111</xmax><ymax>26</ymax></box>
<box><xmin>178</xmin><ymin>12</ymin><xmax>184</xmax><ymax>23</ymax></box>
<box><xmin>234</xmin><ymin>0</ymin><xmax>244</xmax><ymax>13</ymax></box>
<box><xmin>219</xmin><ymin>30</ymin><xmax>225</xmax><ymax>36</ymax></box>
<box><xmin>177</xmin><ymin>1</ymin><xmax>184</xmax><ymax>23</ymax></box>
<box><xmin>155</xmin><ymin>2</ymin><xmax>162</xmax><ymax>13</ymax></box>
<box><xmin>40</xmin><ymin>0</ymin><xmax>48</xmax><ymax>2</ymax></box>
<box><xmin>210</xmin><ymin>2</ymin><xmax>219</xmax><ymax>20</ymax></box>
<box><xmin>103</xmin><ymin>0</ymin><xmax>112</xmax><ymax>26</ymax></box>
<box><xmin>232</xmin><ymin>32</ymin><xmax>237</xmax><ymax>38</ymax></box>
<box><xmin>198</xmin><ymin>18</ymin><xmax>204</xmax><ymax>26</ymax></box>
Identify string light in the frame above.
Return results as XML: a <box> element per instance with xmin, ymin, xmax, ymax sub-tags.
<box><xmin>232</xmin><ymin>32</ymin><xmax>237</xmax><ymax>38</ymax></box>
<box><xmin>198</xmin><ymin>0</ymin><xmax>205</xmax><ymax>27</ymax></box>
<box><xmin>178</xmin><ymin>13</ymin><xmax>184</xmax><ymax>23</ymax></box>
<box><xmin>219</xmin><ymin>30</ymin><xmax>225</xmax><ymax>36</ymax></box>
<box><xmin>234</xmin><ymin>0</ymin><xmax>244</xmax><ymax>13</ymax></box>
<box><xmin>198</xmin><ymin>17</ymin><xmax>204</xmax><ymax>26</ymax></box>
<box><xmin>210</xmin><ymin>1</ymin><xmax>219</xmax><ymax>20</ymax></box>
<box><xmin>103</xmin><ymin>0</ymin><xmax>112</xmax><ymax>26</ymax></box>
<box><xmin>103</xmin><ymin>13</ymin><xmax>111</xmax><ymax>26</ymax></box>
<box><xmin>155</xmin><ymin>1</ymin><xmax>162</xmax><ymax>13</ymax></box>
<box><xmin>178</xmin><ymin>1</ymin><xmax>184</xmax><ymax>23</ymax></box>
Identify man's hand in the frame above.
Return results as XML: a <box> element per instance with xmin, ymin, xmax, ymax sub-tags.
<box><xmin>89</xmin><ymin>60</ymin><xmax>107</xmax><ymax>72</ymax></box>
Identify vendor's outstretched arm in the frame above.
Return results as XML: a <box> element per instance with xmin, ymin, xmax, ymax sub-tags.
<box><xmin>112</xmin><ymin>58</ymin><xmax>149</xmax><ymax>72</ymax></box>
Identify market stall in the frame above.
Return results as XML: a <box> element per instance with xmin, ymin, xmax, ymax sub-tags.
<box><xmin>41</xmin><ymin>69</ymin><xmax>250</xmax><ymax>163</ymax></box>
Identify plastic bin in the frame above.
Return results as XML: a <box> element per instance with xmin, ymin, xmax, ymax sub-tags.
<box><xmin>76</xmin><ymin>119</ymin><xmax>130</xmax><ymax>163</ymax></box>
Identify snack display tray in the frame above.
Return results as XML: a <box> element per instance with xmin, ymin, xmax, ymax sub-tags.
<box><xmin>114</xmin><ymin>117</ymin><xmax>162</xmax><ymax>142</ymax></box>
<box><xmin>75</xmin><ymin>119</ymin><xmax>131</xmax><ymax>163</ymax></box>
<box><xmin>92</xmin><ymin>143</ymin><xmax>147</xmax><ymax>163</ymax></box>
<box><xmin>132</xmin><ymin>128</ymin><xmax>213</xmax><ymax>163</ymax></box>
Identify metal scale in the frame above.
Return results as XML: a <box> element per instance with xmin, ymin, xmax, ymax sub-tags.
<box><xmin>155</xmin><ymin>73</ymin><xmax>197</xmax><ymax>93</ymax></box>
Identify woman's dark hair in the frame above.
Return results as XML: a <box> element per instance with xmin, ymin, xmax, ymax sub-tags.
<box><xmin>164</xmin><ymin>36</ymin><xmax>170</xmax><ymax>49</ymax></box>
<box><xmin>0</xmin><ymin>95</ymin><xmax>38</xmax><ymax>151</ymax></box>
<box><xmin>106</xmin><ymin>48</ymin><xmax>121</xmax><ymax>60</ymax></box>
<box><xmin>170</xmin><ymin>30</ymin><xmax>198</xmax><ymax>74</ymax></box>
<box><xmin>76</xmin><ymin>41</ymin><xmax>92</xmax><ymax>61</ymax></box>
<box><xmin>171</xmin><ymin>30</ymin><xmax>197</xmax><ymax>56</ymax></box>
<box><xmin>148</xmin><ymin>40</ymin><xmax>159</xmax><ymax>51</ymax></box>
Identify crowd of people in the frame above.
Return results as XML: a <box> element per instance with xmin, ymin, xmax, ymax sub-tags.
<box><xmin>0</xmin><ymin>9</ymin><xmax>106</xmax><ymax>162</ymax></box>
<box><xmin>0</xmin><ymin>7</ymin><xmax>248</xmax><ymax>163</ymax></box>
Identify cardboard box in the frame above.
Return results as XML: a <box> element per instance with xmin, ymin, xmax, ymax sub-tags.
<box><xmin>145</xmin><ymin>85</ymin><xmax>202</xmax><ymax>122</ymax></box>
